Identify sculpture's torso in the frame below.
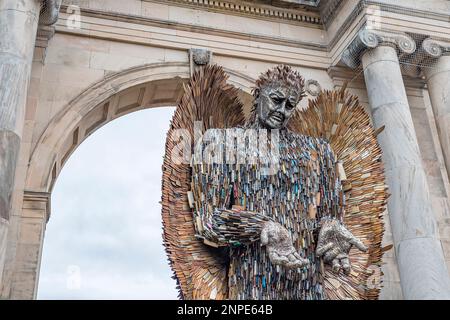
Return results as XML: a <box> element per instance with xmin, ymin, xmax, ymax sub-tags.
<box><xmin>194</xmin><ymin>129</ymin><xmax>341</xmax><ymax>300</ymax></box>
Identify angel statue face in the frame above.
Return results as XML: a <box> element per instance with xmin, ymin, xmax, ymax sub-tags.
<box><xmin>252</xmin><ymin>65</ymin><xmax>306</xmax><ymax>129</ymax></box>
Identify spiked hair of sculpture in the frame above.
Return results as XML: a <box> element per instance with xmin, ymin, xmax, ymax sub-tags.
<box><xmin>252</xmin><ymin>65</ymin><xmax>306</xmax><ymax>101</ymax></box>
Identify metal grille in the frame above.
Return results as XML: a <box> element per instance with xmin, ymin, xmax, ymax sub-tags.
<box><xmin>342</xmin><ymin>0</ymin><xmax>449</xmax><ymax>78</ymax></box>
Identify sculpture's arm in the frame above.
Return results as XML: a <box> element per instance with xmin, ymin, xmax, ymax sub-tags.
<box><xmin>314</xmin><ymin>140</ymin><xmax>368</xmax><ymax>274</ymax></box>
<box><xmin>193</xmin><ymin>206</ymin><xmax>269</xmax><ymax>247</ymax></box>
<box><xmin>190</xmin><ymin>161</ymin><xmax>269</xmax><ymax>247</ymax></box>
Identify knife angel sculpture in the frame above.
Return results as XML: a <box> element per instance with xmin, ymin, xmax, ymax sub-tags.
<box><xmin>161</xmin><ymin>64</ymin><xmax>388</xmax><ymax>300</ymax></box>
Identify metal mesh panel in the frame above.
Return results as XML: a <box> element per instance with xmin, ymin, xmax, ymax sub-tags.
<box><xmin>39</xmin><ymin>0</ymin><xmax>62</xmax><ymax>26</ymax></box>
<box><xmin>341</xmin><ymin>0</ymin><xmax>449</xmax><ymax>78</ymax></box>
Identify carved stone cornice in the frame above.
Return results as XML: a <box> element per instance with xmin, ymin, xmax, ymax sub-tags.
<box><xmin>342</xmin><ymin>28</ymin><xmax>416</xmax><ymax>69</ymax></box>
<box><xmin>156</xmin><ymin>0</ymin><xmax>322</xmax><ymax>26</ymax></box>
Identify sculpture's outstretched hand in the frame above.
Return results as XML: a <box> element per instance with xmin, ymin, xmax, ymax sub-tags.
<box><xmin>261</xmin><ymin>221</ymin><xmax>309</xmax><ymax>269</ymax></box>
<box><xmin>316</xmin><ymin>219</ymin><xmax>368</xmax><ymax>274</ymax></box>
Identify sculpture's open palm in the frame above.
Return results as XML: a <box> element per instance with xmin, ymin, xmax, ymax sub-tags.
<box><xmin>261</xmin><ymin>221</ymin><xmax>309</xmax><ymax>269</ymax></box>
<box><xmin>316</xmin><ymin>219</ymin><xmax>368</xmax><ymax>274</ymax></box>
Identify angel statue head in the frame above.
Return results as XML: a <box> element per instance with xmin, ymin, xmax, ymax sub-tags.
<box><xmin>250</xmin><ymin>65</ymin><xmax>306</xmax><ymax>129</ymax></box>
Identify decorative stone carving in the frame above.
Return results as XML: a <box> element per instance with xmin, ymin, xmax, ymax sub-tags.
<box><xmin>189</xmin><ymin>48</ymin><xmax>213</xmax><ymax>75</ymax></box>
<box><xmin>342</xmin><ymin>28</ymin><xmax>416</xmax><ymax>69</ymax></box>
<box><xmin>164</xmin><ymin>0</ymin><xmax>322</xmax><ymax>26</ymax></box>
<box><xmin>305</xmin><ymin>79</ymin><xmax>322</xmax><ymax>97</ymax></box>
<box><xmin>400</xmin><ymin>37</ymin><xmax>450</xmax><ymax>78</ymax></box>
<box><xmin>190</xmin><ymin>49</ymin><xmax>212</xmax><ymax>66</ymax></box>
<box><xmin>422</xmin><ymin>38</ymin><xmax>450</xmax><ymax>59</ymax></box>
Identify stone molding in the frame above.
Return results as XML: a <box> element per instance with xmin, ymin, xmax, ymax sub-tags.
<box><xmin>23</xmin><ymin>191</ymin><xmax>51</xmax><ymax>222</ymax></box>
<box><xmin>157</xmin><ymin>0</ymin><xmax>322</xmax><ymax>26</ymax></box>
<box><xmin>320</xmin><ymin>0</ymin><xmax>344</xmax><ymax>28</ymax></box>
<box><xmin>342</xmin><ymin>28</ymin><xmax>416</xmax><ymax>69</ymax></box>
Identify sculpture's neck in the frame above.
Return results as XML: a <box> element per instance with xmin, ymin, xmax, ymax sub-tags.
<box><xmin>244</xmin><ymin>117</ymin><xmax>288</xmax><ymax>132</ymax></box>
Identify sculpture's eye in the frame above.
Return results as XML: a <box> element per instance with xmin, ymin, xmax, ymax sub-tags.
<box><xmin>285</xmin><ymin>100</ymin><xmax>294</xmax><ymax>110</ymax></box>
<box><xmin>270</xmin><ymin>95</ymin><xmax>283</xmax><ymax>104</ymax></box>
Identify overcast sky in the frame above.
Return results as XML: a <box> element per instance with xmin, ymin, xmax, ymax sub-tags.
<box><xmin>37</xmin><ymin>107</ymin><xmax>179</xmax><ymax>300</ymax></box>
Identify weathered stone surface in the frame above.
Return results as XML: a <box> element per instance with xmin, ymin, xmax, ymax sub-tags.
<box><xmin>0</xmin><ymin>218</ymin><xmax>8</xmax><ymax>289</ymax></box>
<box><xmin>0</xmin><ymin>131</ymin><xmax>20</xmax><ymax>220</ymax></box>
<box><xmin>0</xmin><ymin>0</ymin><xmax>43</xmax><ymax>298</ymax></box>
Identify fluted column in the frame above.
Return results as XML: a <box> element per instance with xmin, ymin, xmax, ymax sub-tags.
<box><xmin>343</xmin><ymin>29</ymin><xmax>450</xmax><ymax>299</ymax></box>
<box><xmin>422</xmin><ymin>38</ymin><xmax>450</xmax><ymax>181</ymax></box>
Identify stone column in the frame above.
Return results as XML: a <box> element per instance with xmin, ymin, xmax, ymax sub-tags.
<box><xmin>0</xmin><ymin>0</ymin><xmax>42</xmax><ymax>287</ymax></box>
<box><xmin>422</xmin><ymin>38</ymin><xmax>450</xmax><ymax>181</ymax></box>
<box><xmin>343</xmin><ymin>29</ymin><xmax>450</xmax><ymax>299</ymax></box>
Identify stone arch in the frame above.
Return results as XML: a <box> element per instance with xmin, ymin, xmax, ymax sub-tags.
<box><xmin>8</xmin><ymin>61</ymin><xmax>255</xmax><ymax>299</ymax></box>
<box><xmin>25</xmin><ymin>62</ymin><xmax>255</xmax><ymax>194</ymax></box>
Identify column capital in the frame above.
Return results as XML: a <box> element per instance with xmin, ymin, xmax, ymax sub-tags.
<box><xmin>401</xmin><ymin>37</ymin><xmax>450</xmax><ymax>78</ymax></box>
<box><xmin>342</xmin><ymin>28</ymin><xmax>416</xmax><ymax>69</ymax></box>
<box><xmin>422</xmin><ymin>38</ymin><xmax>450</xmax><ymax>59</ymax></box>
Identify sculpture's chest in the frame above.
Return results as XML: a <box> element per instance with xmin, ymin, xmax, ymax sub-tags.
<box><xmin>230</xmin><ymin>135</ymin><xmax>322</xmax><ymax>228</ymax></box>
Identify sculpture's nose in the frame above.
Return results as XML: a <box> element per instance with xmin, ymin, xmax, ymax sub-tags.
<box><xmin>276</xmin><ymin>100</ymin><xmax>287</xmax><ymax>114</ymax></box>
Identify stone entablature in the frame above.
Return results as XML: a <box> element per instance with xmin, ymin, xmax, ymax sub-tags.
<box><xmin>52</xmin><ymin>1</ymin><xmax>450</xmax><ymax>71</ymax></box>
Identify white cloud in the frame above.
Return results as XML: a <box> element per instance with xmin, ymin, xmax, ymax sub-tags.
<box><xmin>37</xmin><ymin>107</ymin><xmax>179</xmax><ymax>300</ymax></box>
